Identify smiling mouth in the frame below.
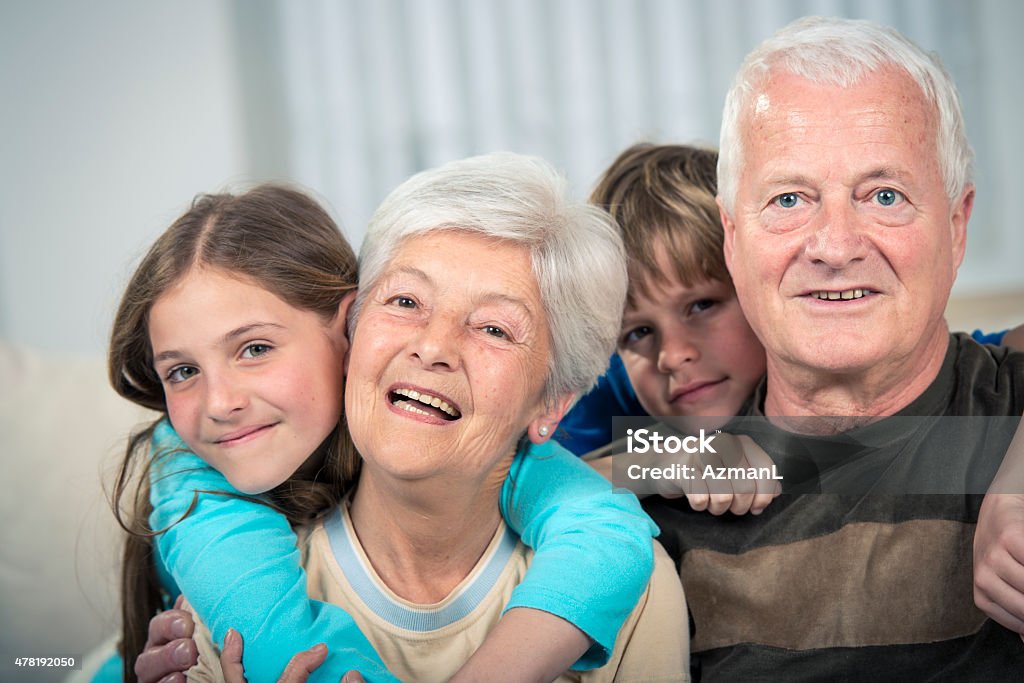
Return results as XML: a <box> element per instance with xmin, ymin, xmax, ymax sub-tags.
<box><xmin>389</xmin><ymin>387</ymin><xmax>462</xmax><ymax>421</ymax></box>
<box><xmin>808</xmin><ymin>288</ymin><xmax>873</xmax><ymax>301</ymax></box>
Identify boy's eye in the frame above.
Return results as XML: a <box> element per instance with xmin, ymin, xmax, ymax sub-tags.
<box><xmin>622</xmin><ymin>326</ymin><xmax>653</xmax><ymax>346</ymax></box>
<box><xmin>690</xmin><ymin>299</ymin><xmax>716</xmax><ymax>314</ymax></box>
<box><xmin>167</xmin><ymin>365</ymin><xmax>199</xmax><ymax>383</ymax></box>
<box><xmin>241</xmin><ymin>343</ymin><xmax>272</xmax><ymax>359</ymax></box>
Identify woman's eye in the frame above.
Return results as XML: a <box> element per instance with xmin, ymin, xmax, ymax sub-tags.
<box><xmin>167</xmin><ymin>365</ymin><xmax>199</xmax><ymax>383</ymax></box>
<box><xmin>390</xmin><ymin>295</ymin><xmax>417</xmax><ymax>309</ymax></box>
<box><xmin>241</xmin><ymin>343</ymin><xmax>272</xmax><ymax>359</ymax></box>
<box><xmin>483</xmin><ymin>325</ymin><xmax>508</xmax><ymax>339</ymax></box>
<box><xmin>872</xmin><ymin>188</ymin><xmax>905</xmax><ymax>206</ymax></box>
<box><xmin>774</xmin><ymin>192</ymin><xmax>801</xmax><ymax>209</ymax></box>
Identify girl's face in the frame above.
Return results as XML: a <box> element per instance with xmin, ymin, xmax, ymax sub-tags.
<box><xmin>618</xmin><ymin>246</ymin><xmax>766</xmax><ymax>428</ymax></box>
<box><xmin>148</xmin><ymin>267</ymin><xmax>351</xmax><ymax>494</ymax></box>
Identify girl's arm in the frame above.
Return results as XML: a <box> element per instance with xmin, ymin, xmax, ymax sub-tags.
<box><xmin>148</xmin><ymin>420</ymin><xmax>398</xmax><ymax>683</ymax></box>
<box><xmin>151</xmin><ymin>420</ymin><xmax>657</xmax><ymax>680</ymax></box>
<box><xmin>496</xmin><ymin>438</ymin><xmax>658</xmax><ymax>670</ymax></box>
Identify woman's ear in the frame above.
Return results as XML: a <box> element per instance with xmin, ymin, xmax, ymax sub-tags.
<box><xmin>527</xmin><ymin>393</ymin><xmax>576</xmax><ymax>444</ymax></box>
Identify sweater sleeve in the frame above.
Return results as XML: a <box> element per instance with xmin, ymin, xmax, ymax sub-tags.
<box><xmin>148</xmin><ymin>420</ymin><xmax>399</xmax><ymax>683</ymax></box>
<box><xmin>498</xmin><ymin>438</ymin><xmax>659</xmax><ymax>670</ymax></box>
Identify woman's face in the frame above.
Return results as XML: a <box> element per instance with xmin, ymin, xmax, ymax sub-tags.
<box><xmin>345</xmin><ymin>230</ymin><xmax>561</xmax><ymax>484</ymax></box>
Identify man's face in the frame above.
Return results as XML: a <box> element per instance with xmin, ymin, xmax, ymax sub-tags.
<box><xmin>720</xmin><ymin>66</ymin><xmax>973</xmax><ymax>384</ymax></box>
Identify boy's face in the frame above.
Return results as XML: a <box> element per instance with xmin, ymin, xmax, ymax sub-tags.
<box><xmin>618</xmin><ymin>250</ymin><xmax>766</xmax><ymax>426</ymax></box>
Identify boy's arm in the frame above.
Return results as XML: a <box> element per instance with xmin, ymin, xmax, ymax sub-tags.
<box><xmin>148</xmin><ymin>420</ymin><xmax>398</xmax><ymax>683</ymax></box>
<box><xmin>488</xmin><ymin>439</ymin><xmax>659</xmax><ymax>671</ymax></box>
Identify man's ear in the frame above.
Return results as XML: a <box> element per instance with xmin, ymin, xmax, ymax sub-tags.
<box><xmin>527</xmin><ymin>393</ymin><xmax>576</xmax><ymax>444</ymax></box>
<box><xmin>950</xmin><ymin>185</ymin><xmax>974</xmax><ymax>272</ymax></box>
<box><xmin>717</xmin><ymin>196</ymin><xmax>737</xmax><ymax>274</ymax></box>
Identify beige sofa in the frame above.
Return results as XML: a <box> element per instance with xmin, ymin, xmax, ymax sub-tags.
<box><xmin>0</xmin><ymin>340</ymin><xmax>155</xmax><ymax>681</ymax></box>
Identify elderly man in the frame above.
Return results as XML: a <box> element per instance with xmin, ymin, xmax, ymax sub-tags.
<box><xmin>644</xmin><ymin>16</ymin><xmax>1024</xmax><ymax>680</ymax></box>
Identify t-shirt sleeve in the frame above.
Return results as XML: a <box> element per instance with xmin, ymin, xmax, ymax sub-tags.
<box><xmin>148</xmin><ymin>420</ymin><xmax>399</xmax><ymax>683</ymax></box>
<box><xmin>498</xmin><ymin>438</ymin><xmax>658</xmax><ymax>669</ymax></box>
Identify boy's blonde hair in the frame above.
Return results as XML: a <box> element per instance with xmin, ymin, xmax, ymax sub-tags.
<box><xmin>590</xmin><ymin>144</ymin><xmax>729</xmax><ymax>308</ymax></box>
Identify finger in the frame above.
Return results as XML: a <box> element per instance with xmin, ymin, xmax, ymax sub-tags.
<box><xmin>173</xmin><ymin>594</ymin><xmax>186</xmax><ymax>610</ymax></box>
<box><xmin>341</xmin><ymin>671</ymin><xmax>366</xmax><ymax>683</ymax></box>
<box><xmin>147</xmin><ymin>609</ymin><xmax>194</xmax><ymax>648</ymax></box>
<box><xmin>685</xmin><ymin>491</ymin><xmax>709</xmax><ymax>511</ymax></box>
<box><xmin>707</xmin><ymin>492</ymin><xmax>734</xmax><ymax>516</ymax></box>
<box><xmin>220</xmin><ymin>629</ymin><xmax>247</xmax><ymax>683</ymax></box>
<box><xmin>136</xmin><ymin>639</ymin><xmax>197</xmax><ymax>683</ymax></box>
<box><xmin>974</xmin><ymin>589</ymin><xmax>1024</xmax><ymax>634</ymax></box>
<box><xmin>278</xmin><ymin>644</ymin><xmax>328</xmax><ymax>683</ymax></box>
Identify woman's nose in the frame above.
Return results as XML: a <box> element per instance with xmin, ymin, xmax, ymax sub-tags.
<box><xmin>409</xmin><ymin>313</ymin><xmax>461</xmax><ymax>371</ymax></box>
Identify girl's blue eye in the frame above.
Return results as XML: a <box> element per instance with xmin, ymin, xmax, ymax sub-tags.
<box><xmin>873</xmin><ymin>188</ymin><xmax>904</xmax><ymax>206</ymax></box>
<box><xmin>242</xmin><ymin>343</ymin><xmax>272</xmax><ymax>359</ymax></box>
<box><xmin>775</xmin><ymin>193</ymin><xmax>800</xmax><ymax>209</ymax></box>
<box><xmin>167</xmin><ymin>365</ymin><xmax>199</xmax><ymax>383</ymax></box>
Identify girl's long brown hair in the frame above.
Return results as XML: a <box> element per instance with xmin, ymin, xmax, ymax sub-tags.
<box><xmin>108</xmin><ymin>185</ymin><xmax>362</xmax><ymax>681</ymax></box>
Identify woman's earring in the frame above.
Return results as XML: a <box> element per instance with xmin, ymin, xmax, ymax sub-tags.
<box><xmin>538</xmin><ymin>426</ymin><xmax>549</xmax><ymax>437</ymax></box>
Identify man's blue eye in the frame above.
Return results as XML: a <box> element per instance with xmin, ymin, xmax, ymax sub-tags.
<box><xmin>875</xmin><ymin>188</ymin><xmax>903</xmax><ymax>206</ymax></box>
<box><xmin>776</xmin><ymin>193</ymin><xmax>799</xmax><ymax>208</ymax></box>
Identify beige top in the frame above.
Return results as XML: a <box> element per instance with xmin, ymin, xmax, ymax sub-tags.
<box><xmin>188</xmin><ymin>503</ymin><xmax>689</xmax><ymax>682</ymax></box>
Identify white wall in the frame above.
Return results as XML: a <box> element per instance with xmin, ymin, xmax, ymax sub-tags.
<box><xmin>0</xmin><ymin>0</ymin><xmax>251</xmax><ymax>354</ymax></box>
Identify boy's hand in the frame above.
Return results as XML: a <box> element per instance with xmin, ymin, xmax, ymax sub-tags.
<box><xmin>672</xmin><ymin>433</ymin><xmax>780</xmax><ymax>516</ymax></box>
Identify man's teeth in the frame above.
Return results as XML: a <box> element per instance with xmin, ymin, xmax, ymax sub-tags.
<box><xmin>392</xmin><ymin>387</ymin><xmax>460</xmax><ymax>418</ymax></box>
<box><xmin>810</xmin><ymin>289</ymin><xmax>869</xmax><ymax>301</ymax></box>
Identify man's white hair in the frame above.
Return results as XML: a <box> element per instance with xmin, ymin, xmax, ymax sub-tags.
<box><xmin>718</xmin><ymin>15</ymin><xmax>974</xmax><ymax>213</ymax></box>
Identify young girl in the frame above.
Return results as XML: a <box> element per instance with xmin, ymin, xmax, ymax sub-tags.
<box><xmin>108</xmin><ymin>184</ymin><xmax>660</xmax><ymax>681</ymax></box>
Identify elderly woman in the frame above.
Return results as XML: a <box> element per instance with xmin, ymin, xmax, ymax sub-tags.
<box><xmin>185</xmin><ymin>153</ymin><xmax>688</xmax><ymax>682</ymax></box>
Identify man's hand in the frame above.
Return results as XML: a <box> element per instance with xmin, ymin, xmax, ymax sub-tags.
<box><xmin>220</xmin><ymin>628</ymin><xmax>364</xmax><ymax>683</ymax></box>
<box><xmin>974</xmin><ymin>493</ymin><xmax>1024</xmax><ymax>637</ymax></box>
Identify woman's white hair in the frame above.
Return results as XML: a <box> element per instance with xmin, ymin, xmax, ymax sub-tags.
<box><xmin>354</xmin><ymin>152</ymin><xmax>628</xmax><ymax>406</ymax></box>
<box><xmin>718</xmin><ymin>15</ymin><xmax>973</xmax><ymax>213</ymax></box>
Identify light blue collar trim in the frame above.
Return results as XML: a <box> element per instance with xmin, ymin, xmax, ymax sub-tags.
<box><xmin>324</xmin><ymin>507</ymin><xmax>519</xmax><ymax>632</ymax></box>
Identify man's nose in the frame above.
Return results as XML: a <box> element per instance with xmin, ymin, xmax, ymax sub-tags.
<box><xmin>804</xmin><ymin>202</ymin><xmax>869</xmax><ymax>269</ymax></box>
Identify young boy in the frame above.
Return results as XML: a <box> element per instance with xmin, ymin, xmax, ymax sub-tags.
<box><xmin>563</xmin><ymin>142</ymin><xmax>1020</xmax><ymax>513</ymax></box>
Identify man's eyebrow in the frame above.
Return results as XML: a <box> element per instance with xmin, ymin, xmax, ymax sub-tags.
<box><xmin>152</xmin><ymin>322</ymin><xmax>286</xmax><ymax>365</ymax></box>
